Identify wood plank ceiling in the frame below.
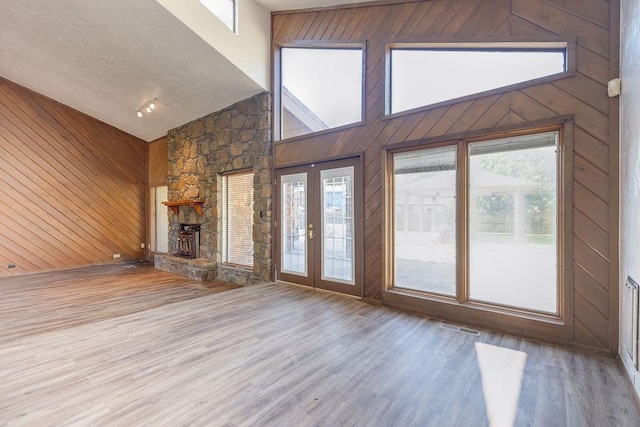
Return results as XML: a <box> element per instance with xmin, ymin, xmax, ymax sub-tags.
<box><xmin>272</xmin><ymin>0</ymin><xmax>616</xmax><ymax>351</ymax></box>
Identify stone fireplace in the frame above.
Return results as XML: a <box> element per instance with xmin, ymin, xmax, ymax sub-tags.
<box><xmin>154</xmin><ymin>92</ymin><xmax>272</xmax><ymax>285</ymax></box>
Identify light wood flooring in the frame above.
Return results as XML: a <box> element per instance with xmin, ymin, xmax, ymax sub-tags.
<box><xmin>0</xmin><ymin>264</ymin><xmax>638</xmax><ymax>426</ymax></box>
<box><xmin>0</xmin><ymin>263</ymin><xmax>239</xmax><ymax>345</ymax></box>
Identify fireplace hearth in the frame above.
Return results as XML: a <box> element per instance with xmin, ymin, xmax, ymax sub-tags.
<box><xmin>176</xmin><ymin>224</ymin><xmax>200</xmax><ymax>258</ymax></box>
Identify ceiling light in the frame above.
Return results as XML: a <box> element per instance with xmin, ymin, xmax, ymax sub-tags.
<box><xmin>135</xmin><ymin>97</ymin><xmax>159</xmax><ymax>118</ymax></box>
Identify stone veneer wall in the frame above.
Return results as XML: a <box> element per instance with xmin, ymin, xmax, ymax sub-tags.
<box><xmin>166</xmin><ymin>92</ymin><xmax>272</xmax><ymax>284</ymax></box>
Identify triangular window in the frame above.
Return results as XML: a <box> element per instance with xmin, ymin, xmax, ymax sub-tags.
<box><xmin>198</xmin><ymin>0</ymin><xmax>236</xmax><ymax>33</ymax></box>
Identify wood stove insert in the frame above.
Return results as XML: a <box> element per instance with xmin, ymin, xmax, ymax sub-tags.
<box><xmin>176</xmin><ymin>224</ymin><xmax>200</xmax><ymax>258</ymax></box>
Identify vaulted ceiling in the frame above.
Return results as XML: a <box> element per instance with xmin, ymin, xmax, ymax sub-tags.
<box><xmin>0</xmin><ymin>0</ymin><xmax>367</xmax><ymax>141</ymax></box>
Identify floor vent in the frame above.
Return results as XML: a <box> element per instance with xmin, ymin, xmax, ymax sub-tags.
<box><xmin>459</xmin><ymin>327</ymin><xmax>481</xmax><ymax>336</ymax></box>
<box><xmin>439</xmin><ymin>322</ymin><xmax>480</xmax><ymax>336</ymax></box>
<box><xmin>438</xmin><ymin>322</ymin><xmax>460</xmax><ymax>331</ymax></box>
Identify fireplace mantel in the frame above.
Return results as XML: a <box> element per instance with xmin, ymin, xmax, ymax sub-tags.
<box><xmin>162</xmin><ymin>199</ymin><xmax>205</xmax><ymax>215</ymax></box>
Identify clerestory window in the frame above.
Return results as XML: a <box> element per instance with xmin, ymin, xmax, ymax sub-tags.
<box><xmin>387</xmin><ymin>42</ymin><xmax>568</xmax><ymax>115</ymax></box>
<box><xmin>199</xmin><ymin>0</ymin><xmax>236</xmax><ymax>33</ymax></box>
<box><xmin>276</xmin><ymin>46</ymin><xmax>364</xmax><ymax>141</ymax></box>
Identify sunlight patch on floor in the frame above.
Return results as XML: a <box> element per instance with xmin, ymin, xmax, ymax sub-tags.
<box><xmin>475</xmin><ymin>342</ymin><xmax>527</xmax><ymax>427</ymax></box>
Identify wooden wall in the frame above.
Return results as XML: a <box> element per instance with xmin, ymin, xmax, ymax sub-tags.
<box><xmin>0</xmin><ymin>77</ymin><xmax>147</xmax><ymax>275</ymax></box>
<box><xmin>273</xmin><ymin>0</ymin><xmax>618</xmax><ymax>351</ymax></box>
<box><xmin>147</xmin><ymin>136</ymin><xmax>168</xmax><ymax>257</ymax></box>
<box><xmin>148</xmin><ymin>137</ymin><xmax>168</xmax><ymax>188</ymax></box>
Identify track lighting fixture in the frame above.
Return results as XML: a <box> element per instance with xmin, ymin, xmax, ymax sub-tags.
<box><xmin>136</xmin><ymin>98</ymin><xmax>158</xmax><ymax>118</ymax></box>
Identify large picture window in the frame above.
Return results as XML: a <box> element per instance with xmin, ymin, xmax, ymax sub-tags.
<box><xmin>388</xmin><ymin>43</ymin><xmax>567</xmax><ymax>115</ymax></box>
<box><xmin>391</xmin><ymin>130</ymin><xmax>560</xmax><ymax>315</ymax></box>
<box><xmin>278</xmin><ymin>46</ymin><xmax>363</xmax><ymax>140</ymax></box>
<box><xmin>394</xmin><ymin>146</ymin><xmax>457</xmax><ymax>296</ymax></box>
<box><xmin>221</xmin><ymin>171</ymin><xmax>254</xmax><ymax>267</ymax></box>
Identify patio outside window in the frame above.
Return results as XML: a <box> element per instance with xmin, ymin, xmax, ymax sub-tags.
<box><xmin>392</xmin><ymin>131</ymin><xmax>559</xmax><ymax>314</ymax></box>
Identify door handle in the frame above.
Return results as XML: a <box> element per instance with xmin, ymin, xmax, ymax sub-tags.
<box><xmin>308</xmin><ymin>224</ymin><xmax>314</xmax><ymax>240</ymax></box>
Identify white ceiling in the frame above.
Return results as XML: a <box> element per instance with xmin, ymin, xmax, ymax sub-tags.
<box><xmin>0</xmin><ymin>0</ymin><xmax>366</xmax><ymax>142</ymax></box>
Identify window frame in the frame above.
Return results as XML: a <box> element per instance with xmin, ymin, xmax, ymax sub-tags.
<box><xmin>384</xmin><ymin>39</ymin><xmax>576</xmax><ymax>118</ymax></box>
<box><xmin>220</xmin><ymin>169</ymin><xmax>255</xmax><ymax>268</ymax></box>
<box><xmin>273</xmin><ymin>41</ymin><xmax>367</xmax><ymax>143</ymax></box>
<box><xmin>383</xmin><ymin>120</ymin><xmax>573</xmax><ymax>326</ymax></box>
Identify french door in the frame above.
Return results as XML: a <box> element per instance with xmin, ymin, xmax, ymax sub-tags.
<box><xmin>275</xmin><ymin>157</ymin><xmax>362</xmax><ymax>296</ymax></box>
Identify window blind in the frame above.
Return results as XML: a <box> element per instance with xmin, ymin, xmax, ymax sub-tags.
<box><xmin>469</xmin><ymin>131</ymin><xmax>557</xmax><ymax>156</ymax></box>
<box><xmin>222</xmin><ymin>172</ymin><xmax>254</xmax><ymax>266</ymax></box>
<box><xmin>155</xmin><ymin>186</ymin><xmax>169</xmax><ymax>253</ymax></box>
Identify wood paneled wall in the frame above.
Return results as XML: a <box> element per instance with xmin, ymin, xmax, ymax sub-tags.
<box><xmin>273</xmin><ymin>0</ymin><xmax>618</xmax><ymax>351</ymax></box>
<box><xmin>147</xmin><ymin>136</ymin><xmax>168</xmax><ymax>257</ymax></box>
<box><xmin>0</xmin><ymin>77</ymin><xmax>147</xmax><ymax>275</ymax></box>
<box><xmin>148</xmin><ymin>137</ymin><xmax>168</xmax><ymax>188</ymax></box>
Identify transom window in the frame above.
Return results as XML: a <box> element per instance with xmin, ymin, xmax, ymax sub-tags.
<box><xmin>278</xmin><ymin>46</ymin><xmax>363</xmax><ymax>140</ymax></box>
<box><xmin>388</xmin><ymin>43</ymin><xmax>567</xmax><ymax>115</ymax></box>
<box><xmin>391</xmin><ymin>130</ymin><xmax>560</xmax><ymax>315</ymax></box>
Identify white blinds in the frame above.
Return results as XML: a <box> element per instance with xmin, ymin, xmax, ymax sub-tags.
<box><xmin>222</xmin><ymin>172</ymin><xmax>254</xmax><ymax>266</ymax></box>
<box><xmin>394</xmin><ymin>145</ymin><xmax>457</xmax><ymax>174</ymax></box>
<box><xmin>155</xmin><ymin>186</ymin><xmax>169</xmax><ymax>253</ymax></box>
<box><xmin>469</xmin><ymin>131</ymin><xmax>557</xmax><ymax>156</ymax></box>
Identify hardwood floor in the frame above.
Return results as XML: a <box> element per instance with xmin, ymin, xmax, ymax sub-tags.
<box><xmin>0</xmin><ymin>263</ymin><xmax>239</xmax><ymax>345</ymax></box>
<box><xmin>0</xmin><ymin>264</ymin><xmax>638</xmax><ymax>426</ymax></box>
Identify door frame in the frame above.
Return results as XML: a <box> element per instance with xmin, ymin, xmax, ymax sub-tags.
<box><xmin>274</xmin><ymin>155</ymin><xmax>364</xmax><ymax>297</ymax></box>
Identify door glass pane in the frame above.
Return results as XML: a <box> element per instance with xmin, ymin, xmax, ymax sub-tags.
<box><xmin>468</xmin><ymin>132</ymin><xmax>558</xmax><ymax>313</ymax></box>
<box><xmin>321</xmin><ymin>167</ymin><xmax>354</xmax><ymax>284</ymax></box>
<box><xmin>281</xmin><ymin>173</ymin><xmax>307</xmax><ymax>276</ymax></box>
<box><xmin>393</xmin><ymin>146</ymin><xmax>457</xmax><ymax>295</ymax></box>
